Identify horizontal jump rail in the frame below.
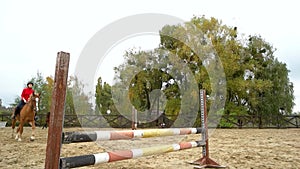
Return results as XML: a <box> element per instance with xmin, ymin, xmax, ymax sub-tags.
<box><xmin>60</xmin><ymin>141</ymin><xmax>205</xmax><ymax>169</ymax></box>
<box><xmin>62</xmin><ymin>127</ymin><xmax>202</xmax><ymax>144</ymax></box>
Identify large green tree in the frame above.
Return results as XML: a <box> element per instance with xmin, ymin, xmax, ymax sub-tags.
<box><xmin>111</xmin><ymin>47</ymin><xmax>200</xmax><ymax>127</ymax></box>
<box><xmin>159</xmin><ymin>16</ymin><xmax>294</xmax><ymax>127</ymax></box>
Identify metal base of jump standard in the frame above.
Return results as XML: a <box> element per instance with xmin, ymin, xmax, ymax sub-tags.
<box><xmin>192</xmin><ymin>159</ymin><xmax>226</xmax><ymax>169</ymax></box>
<box><xmin>44</xmin><ymin>53</ymin><xmax>225</xmax><ymax>169</ymax></box>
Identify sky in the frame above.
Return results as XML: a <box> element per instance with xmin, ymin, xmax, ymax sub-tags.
<box><xmin>0</xmin><ymin>0</ymin><xmax>299</xmax><ymax>113</ymax></box>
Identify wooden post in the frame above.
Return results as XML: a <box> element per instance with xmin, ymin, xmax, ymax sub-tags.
<box><xmin>45</xmin><ymin>52</ymin><xmax>70</xmax><ymax>169</ymax></box>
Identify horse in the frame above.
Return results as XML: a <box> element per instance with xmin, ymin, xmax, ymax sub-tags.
<box><xmin>11</xmin><ymin>93</ymin><xmax>40</xmax><ymax>141</ymax></box>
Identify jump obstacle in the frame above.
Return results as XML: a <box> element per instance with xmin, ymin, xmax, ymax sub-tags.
<box><xmin>59</xmin><ymin>90</ymin><xmax>225</xmax><ymax>168</ymax></box>
<box><xmin>45</xmin><ymin>52</ymin><xmax>225</xmax><ymax>169</ymax></box>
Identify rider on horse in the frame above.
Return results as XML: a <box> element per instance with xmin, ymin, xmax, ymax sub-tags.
<box><xmin>12</xmin><ymin>82</ymin><xmax>35</xmax><ymax>119</ymax></box>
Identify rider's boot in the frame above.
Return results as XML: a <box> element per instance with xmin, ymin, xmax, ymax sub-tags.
<box><xmin>12</xmin><ymin>107</ymin><xmax>20</xmax><ymax>119</ymax></box>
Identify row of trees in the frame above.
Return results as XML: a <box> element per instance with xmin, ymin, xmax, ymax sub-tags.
<box><xmin>95</xmin><ymin>16</ymin><xmax>295</xmax><ymax>128</ymax></box>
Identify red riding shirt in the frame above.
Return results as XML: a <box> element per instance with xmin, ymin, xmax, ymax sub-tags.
<box><xmin>21</xmin><ymin>87</ymin><xmax>35</xmax><ymax>102</ymax></box>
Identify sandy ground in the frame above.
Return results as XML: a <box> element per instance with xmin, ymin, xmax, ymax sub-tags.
<box><xmin>0</xmin><ymin>127</ymin><xmax>299</xmax><ymax>169</ymax></box>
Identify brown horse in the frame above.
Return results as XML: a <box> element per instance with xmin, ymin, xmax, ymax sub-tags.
<box><xmin>11</xmin><ymin>93</ymin><xmax>40</xmax><ymax>141</ymax></box>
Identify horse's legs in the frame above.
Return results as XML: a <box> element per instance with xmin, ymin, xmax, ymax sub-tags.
<box><xmin>15</xmin><ymin>128</ymin><xmax>20</xmax><ymax>140</ymax></box>
<box><xmin>16</xmin><ymin>121</ymin><xmax>24</xmax><ymax>141</ymax></box>
<box><xmin>30</xmin><ymin>120</ymin><xmax>36</xmax><ymax>141</ymax></box>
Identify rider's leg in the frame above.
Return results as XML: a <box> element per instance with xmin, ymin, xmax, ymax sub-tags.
<box><xmin>12</xmin><ymin>106</ymin><xmax>20</xmax><ymax>119</ymax></box>
<box><xmin>12</xmin><ymin>101</ymin><xmax>25</xmax><ymax>119</ymax></box>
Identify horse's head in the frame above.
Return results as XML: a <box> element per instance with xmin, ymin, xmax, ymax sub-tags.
<box><xmin>29</xmin><ymin>93</ymin><xmax>40</xmax><ymax>112</ymax></box>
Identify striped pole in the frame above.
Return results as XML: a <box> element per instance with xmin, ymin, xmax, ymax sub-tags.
<box><xmin>60</xmin><ymin>141</ymin><xmax>205</xmax><ymax>169</ymax></box>
<box><xmin>63</xmin><ymin>128</ymin><xmax>202</xmax><ymax>144</ymax></box>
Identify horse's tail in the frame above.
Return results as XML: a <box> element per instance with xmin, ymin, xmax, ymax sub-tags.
<box><xmin>11</xmin><ymin>109</ymin><xmax>16</xmax><ymax>128</ymax></box>
<box><xmin>11</xmin><ymin>116</ymin><xmax>16</xmax><ymax>138</ymax></box>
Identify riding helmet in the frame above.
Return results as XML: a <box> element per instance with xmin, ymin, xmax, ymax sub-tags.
<box><xmin>27</xmin><ymin>82</ymin><xmax>34</xmax><ymax>86</ymax></box>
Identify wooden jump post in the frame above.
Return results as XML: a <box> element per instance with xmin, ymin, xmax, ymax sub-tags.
<box><xmin>45</xmin><ymin>52</ymin><xmax>70</xmax><ymax>169</ymax></box>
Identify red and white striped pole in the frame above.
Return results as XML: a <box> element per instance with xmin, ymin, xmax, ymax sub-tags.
<box><xmin>62</xmin><ymin>128</ymin><xmax>203</xmax><ymax>143</ymax></box>
<box><xmin>60</xmin><ymin>141</ymin><xmax>205</xmax><ymax>168</ymax></box>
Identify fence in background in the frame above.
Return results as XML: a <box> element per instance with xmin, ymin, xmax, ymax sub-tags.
<box><xmin>1</xmin><ymin>113</ymin><xmax>299</xmax><ymax>128</ymax></box>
